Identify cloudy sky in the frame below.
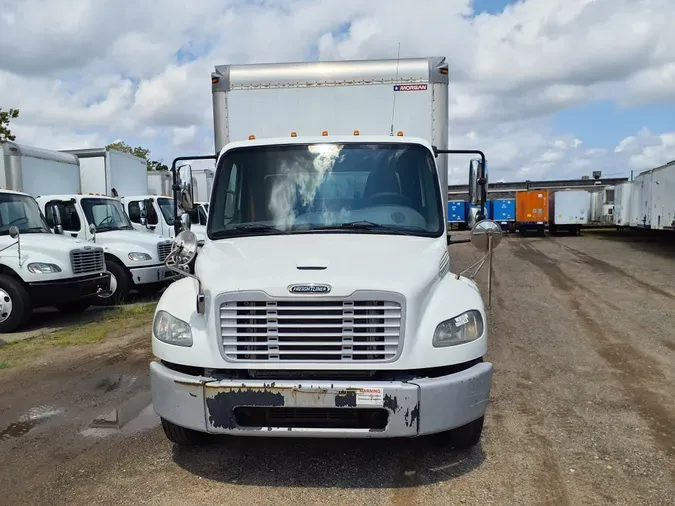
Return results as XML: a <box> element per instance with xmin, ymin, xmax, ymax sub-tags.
<box><xmin>1</xmin><ymin>0</ymin><xmax>674</xmax><ymax>184</ymax></box>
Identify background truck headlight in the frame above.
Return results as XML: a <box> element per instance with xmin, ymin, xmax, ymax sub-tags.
<box><xmin>27</xmin><ymin>262</ymin><xmax>62</xmax><ymax>274</ymax></box>
<box><xmin>128</xmin><ymin>252</ymin><xmax>152</xmax><ymax>261</ymax></box>
<box><xmin>153</xmin><ymin>310</ymin><xmax>193</xmax><ymax>347</ymax></box>
<box><xmin>433</xmin><ymin>310</ymin><xmax>484</xmax><ymax>347</ymax></box>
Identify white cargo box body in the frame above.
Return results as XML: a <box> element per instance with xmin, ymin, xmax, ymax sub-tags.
<box><xmin>211</xmin><ymin>57</ymin><xmax>450</xmax><ymax>211</ymax></box>
<box><xmin>148</xmin><ymin>170</ymin><xmax>173</xmax><ymax>196</ymax></box>
<box><xmin>550</xmin><ymin>190</ymin><xmax>590</xmax><ymax>225</ymax></box>
<box><xmin>1</xmin><ymin>141</ymin><xmax>81</xmax><ymax>195</ymax></box>
<box><xmin>631</xmin><ymin>170</ymin><xmax>653</xmax><ymax>227</ymax></box>
<box><xmin>613</xmin><ymin>182</ymin><xmax>632</xmax><ymax>226</ymax></box>
<box><xmin>65</xmin><ymin>148</ymin><xmax>149</xmax><ymax>197</ymax></box>
<box><xmin>192</xmin><ymin>168</ymin><xmax>214</xmax><ymax>202</ymax></box>
<box><xmin>650</xmin><ymin>160</ymin><xmax>675</xmax><ymax>230</ymax></box>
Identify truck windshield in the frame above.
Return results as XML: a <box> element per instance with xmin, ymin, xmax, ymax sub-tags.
<box><xmin>81</xmin><ymin>198</ymin><xmax>134</xmax><ymax>232</ymax></box>
<box><xmin>208</xmin><ymin>142</ymin><xmax>443</xmax><ymax>239</ymax></box>
<box><xmin>157</xmin><ymin>197</ymin><xmax>174</xmax><ymax>225</ymax></box>
<box><xmin>0</xmin><ymin>193</ymin><xmax>50</xmax><ymax>235</ymax></box>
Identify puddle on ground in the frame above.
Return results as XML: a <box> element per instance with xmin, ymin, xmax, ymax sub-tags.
<box><xmin>0</xmin><ymin>405</ymin><xmax>63</xmax><ymax>442</ymax></box>
<box><xmin>96</xmin><ymin>374</ymin><xmax>138</xmax><ymax>393</ymax></box>
<box><xmin>80</xmin><ymin>404</ymin><xmax>159</xmax><ymax>438</ymax></box>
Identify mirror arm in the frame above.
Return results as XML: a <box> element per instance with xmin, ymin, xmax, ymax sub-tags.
<box><xmin>164</xmin><ymin>248</ymin><xmax>205</xmax><ymax>314</ymax></box>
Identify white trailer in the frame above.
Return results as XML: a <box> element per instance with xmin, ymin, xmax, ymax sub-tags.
<box><xmin>192</xmin><ymin>168</ymin><xmax>214</xmax><ymax>203</ymax></box>
<box><xmin>549</xmin><ymin>189</ymin><xmax>590</xmax><ymax>235</ymax></box>
<box><xmin>613</xmin><ymin>182</ymin><xmax>632</xmax><ymax>229</ymax></box>
<box><xmin>631</xmin><ymin>170</ymin><xmax>653</xmax><ymax>228</ymax></box>
<box><xmin>1</xmin><ymin>141</ymin><xmax>81</xmax><ymax>195</ymax></box>
<box><xmin>148</xmin><ymin>170</ymin><xmax>173</xmax><ymax>196</ymax></box>
<box><xmin>649</xmin><ymin>160</ymin><xmax>675</xmax><ymax>230</ymax></box>
<box><xmin>150</xmin><ymin>57</ymin><xmax>496</xmax><ymax>449</ymax></box>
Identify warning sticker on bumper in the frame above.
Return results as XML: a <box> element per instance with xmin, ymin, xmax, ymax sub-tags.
<box><xmin>356</xmin><ymin>387</ymin><xmax>384</xmax><ymax>406</ymax></box>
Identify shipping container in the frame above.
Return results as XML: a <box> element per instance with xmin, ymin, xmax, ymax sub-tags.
<box><xmin>649</xmin><ymin>160</ymin><xmax>675</xmax><ymax>230</ymax></box>
<box><xmin>516</xmin><ymin>190</ymin><xmax>548</xmax><ymax>235</ymax></box>
<box><xmin>447</xmin><ymin>200</ymin><xmax>466</xmax><ymax>223</ymax></box>
<box><xmin>631</xmin><ymin>170</ymin><xmax>653</xmax><ymax>228</ymax></box>
<box><xmin>613</xmin><ymin>182</ymin><xmax>632</xmax><ymax>229</ymax></box>
<box><xmin>490</xmin><ymin>198</ymin><xmax>515</xmax><ymax>231</ymax></box>
<box><xmin>549</xmin><ymin>190</ymin><xmax>590</xmax><ymax>235</ymax></box>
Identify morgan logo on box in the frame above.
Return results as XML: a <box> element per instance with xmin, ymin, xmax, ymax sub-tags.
<box><xmin>393</xmin><ymin>84</ymin><xmax>428</xmax><ymax>91</ymax></box>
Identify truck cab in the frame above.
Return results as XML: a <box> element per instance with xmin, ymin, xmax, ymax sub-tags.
<box><xmin>35</xmin><ymin>194</ymin><xmax>176</xmax><ymax>303</ymax></box>
<box><xmin>0</xmin><ymin>189</ymin><xmax>110</xmax><ymax>332</ymax></box>
<box><xmin>151</xmin><ymin>135</ymin><xmax>494</xmax><ymax>446</ymax></box>
<box><xmin>122</xmin><ymin>194</ymin><xmax>207</xmax><ymax>242</ymax></box>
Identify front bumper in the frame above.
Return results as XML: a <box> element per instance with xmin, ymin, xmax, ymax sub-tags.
<box><xmin>28</xmin><ymin>272</ymin><xmax>111</xmax><ymax>307</ymax></box>
<box><xmin>150</xmin><ymin>360</ymin><xmax>493</xmax><ymax>438</ymax></box>
<box><xmin>129</xmin><ymin>264</ymin><xmax>179</xmax><ymax>286</ymax></box>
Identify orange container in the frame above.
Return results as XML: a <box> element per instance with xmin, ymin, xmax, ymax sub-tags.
<box><xmin>516</xmin><ymin>190</ymin><xmax>549</xmax><ymax>224</ymax></box>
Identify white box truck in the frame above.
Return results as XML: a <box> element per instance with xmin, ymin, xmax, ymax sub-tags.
<box><xmin>649</xmin><ymin>160</ymin><xmax>675</xmax><ymax>231</ymax></box>
<box><xmin>149</xmin><ymin>57</ymin><xmax>498</xmax><ymax>448</ymax></box>
<box><xmin>148</xmin><ymin>170</ymin><xmax>173</xmax><ymax>196</ymax></box>
<box><xmin>549</xmin><ymin>189</ymin><xmax>590</xmax><ymax>235</ymax></box>
<box><xmin>192</xmin><ymin>168</ymin><xmax>214</xmax><ymax>203</ymax></box>
<box><xmin>613</xmin><ymin>181</ymin><xmax>632</xmax><ymax>230</ymax></box>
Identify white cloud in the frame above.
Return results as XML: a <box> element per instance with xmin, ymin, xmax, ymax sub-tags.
<box><xmin>0</xmin><ymin>0</ymin><xmax>673</xmax><ymax>181</ymax></box>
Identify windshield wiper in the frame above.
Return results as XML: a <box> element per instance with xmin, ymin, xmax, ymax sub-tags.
<box><xmin>314</xmin><ymin>221</ymin><xmax>419</xmax><ymax>235</ymax></box>
<box><xmin>214</xmin><ymin>223</ymin><xmax>290</xmax><ymax>237</ymax></box>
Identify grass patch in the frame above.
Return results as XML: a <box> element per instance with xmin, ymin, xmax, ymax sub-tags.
<box><xmin>0</xmin><ymin>303</ymin><xmax>156</xmax><ymax>371</ymax></box>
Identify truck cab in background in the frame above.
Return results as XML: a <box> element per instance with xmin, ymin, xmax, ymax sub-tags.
<box><xmin>0</xmin><ymin>189</ymin><xmax>110</xmax><ymax>332</ymax></box>
<box><xmin>35</xmin><ymin>194</ymin><xmax>175</xmax><ymax>304</ymax></box>
<box><xmin>122</xmin><ymin>194</ymin><xmax>207</xmax><ymax>243</ymax></box>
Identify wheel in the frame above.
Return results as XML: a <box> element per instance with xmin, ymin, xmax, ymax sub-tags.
<box><xmin>161</xmin><ymin>418</ymin><xmax>208</xmax><ymax>446</ymax></box>
<box><xmin>0</xmin><ymin>274</ymin><xmax>32</xmax><ymax>333</ymax></box>
<box><xmin>96</xmin><ymin>260</ymin><xmax>130</xmax><ymax>306</ymax></box>
<box><xmin>54</xmin><ymin>301</ymin><xmax>91</xmax><ymax>314</ymax></box>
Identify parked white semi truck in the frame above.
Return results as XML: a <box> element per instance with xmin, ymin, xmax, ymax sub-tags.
<box><xmin>150</xmin><ymin>57</ymin><xmax>498</xmax><ymax>447</ymax></box>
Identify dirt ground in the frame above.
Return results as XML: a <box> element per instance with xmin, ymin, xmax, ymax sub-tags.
<box><xmin>1</xmin><ymin>230</ymin><xmax>674</xmax><ymax>506</ymax></box>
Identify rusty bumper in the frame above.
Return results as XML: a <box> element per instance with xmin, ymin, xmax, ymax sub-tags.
<box><xmin>150</xmin><ymin>361</ymin><xmax>493</xmax><ymax>438</ymax></box>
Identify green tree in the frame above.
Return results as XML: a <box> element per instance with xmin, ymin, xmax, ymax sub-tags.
<box><xmin>106</xmin><ymin>141</ymin><xmax>167</xmax><ymax>171</ymax></box>
<box><xmin>0</xmin><ymin>108</ymin><xmax>20</xmax><ymax>142</ymax></box>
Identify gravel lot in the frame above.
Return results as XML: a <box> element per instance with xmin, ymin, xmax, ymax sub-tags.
<box><xmin>1</xmin><ymin>230</ymin><xmax>674</xmax><ymax>506</ymax></box>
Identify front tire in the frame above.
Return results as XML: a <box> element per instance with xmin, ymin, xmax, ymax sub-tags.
<box><xmin>161</xmin><ymin>418</ymin><xmax>208</xmax><ymax>446</ymax></box>
<box><xmin>97</xmin><ymin>260</ymin><xmax>131</xmax><ymax>306</ymax></box>
<box><xmin>0</xmin><ymin>274</ymin><xmax>31</xmax><ymax>333</ymax></box>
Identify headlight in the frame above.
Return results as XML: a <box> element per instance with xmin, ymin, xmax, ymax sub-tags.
<box><xmin>128</xmin><ymin>252</ymin><xmax>152</xmax><ymax>261</ymax></box>
<box><xmin>433</xmin><ymin>310</ymin><xmax>484</xmax><ymax>347</ymax></box>
<box><xmin>27</xmin><ymin>262</ymin><xmax>62</xmax><ymax>274</ymax></box>
<box><xmin>153</xmin><ymin>310</ymin><xmax>193</xmax><ymax>347</ymax></box>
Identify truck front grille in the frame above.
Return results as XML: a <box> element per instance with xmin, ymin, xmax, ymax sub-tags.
<box><xmin>219</xmin><ymin>297</ymin><xmax>403</xmax><ymax>362</ymax></box>
<box><xmin>157</xmin><ymin>241</ymin><xmax>172</xmax><ymax>262</ymax></box>
<box><xmin>70</xmin><ymin>249</ymin><xmax>105</xmax><ymax>275</ymax></box>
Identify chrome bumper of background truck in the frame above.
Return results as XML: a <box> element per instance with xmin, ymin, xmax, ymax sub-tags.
<box><xmin>150</xmin><ymin>360</ymin><xmax>493</xmax><ymax>438</ymax></box>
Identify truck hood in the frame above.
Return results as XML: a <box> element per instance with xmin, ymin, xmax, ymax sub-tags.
<box><xmin>2</xmin><ymin>233</ymin><xmax>95</xmax><ymax>254</ymax></box>
<box><xmin>94</xmin><ymin>230</ymin><xmax>170</xmax><ymax>261</ymax></box>
<box><xmin>196</xmin><ymin>234</ymin><xmax>448</xmax><ymax>298</ymax></box>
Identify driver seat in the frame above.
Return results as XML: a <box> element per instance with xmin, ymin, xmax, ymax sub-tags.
<box><xmin>362</xmin><ymin>165</ymin><xmax>401</xmax><ymax>200</ymax></box>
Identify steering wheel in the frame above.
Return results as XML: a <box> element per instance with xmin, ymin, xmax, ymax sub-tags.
<box><xmin>361</xmin><ymin>192</ymin><xmax>413</xmax><ymax>209</ymax></box>
<box><xmin>97</xmin><ymin>215</ymin><xmax>114</xmax><ymax>227</ymax></box>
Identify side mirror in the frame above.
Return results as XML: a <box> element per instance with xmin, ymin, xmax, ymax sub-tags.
<box><xmin>177</xmin><ymin>164</ymin><xmax>194</xmax><ymax>211</ymax></box>
<box><xmin>171</xmin><ymin>230</ymin><xmax>198</xmax><ymax>266</ymax></box>
<box><xmin>224</xmin><ymin>190</ymin><xmax>236</xmax><ymax>219</ymax></box>
<box><xmin>48</xmin><ymin>204</ymin><xmax>64</xmax><ymax>234</ymax></box>
<box><xmin>470</xmin><ymin>219</ymin><xmax>503</xmax><ymax>252</ymax></box>
<box><xmin>9</xmin><ymin>225</ymin><xmax>20</xmax><ymax>240</ymax></box>
<box><xmin>181</xmin><ymin>212</ymin><xmax>192</xmax><ymax>231</ymax></box>
<box><xmin>88</xmin><ymin>223</ymin><xmax>97</xmax><ymax>242</ymax></box>
<box><xmin>138</xmin><ymin>200</ymin><xmax>148</xmax><ymax>227</ymax></box>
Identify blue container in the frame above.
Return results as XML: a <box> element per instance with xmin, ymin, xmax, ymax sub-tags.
<box><xmin>491</xmin><ymin>199</ymin><xmax>516</xmax><ymax>223</ymax></box>
<box><xmin>447</xmin><ymin>200</ymin><xmax>467</xmax><ymax>223</ymax></box>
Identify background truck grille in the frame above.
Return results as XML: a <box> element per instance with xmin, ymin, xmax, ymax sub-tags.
<box><xmin>220</xmin><ymin>298</ymin><xmax>403</xmax><ymax>362</ymax></box>
<box><xmin>157</xmin><ymin>242</ymin><xmax>172</xmax><ymax>262</ymax></box>
<box><xmin>70</xmin><ymin>249</ymin><xmax>105</xmax><ymax>275</ymax></box>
